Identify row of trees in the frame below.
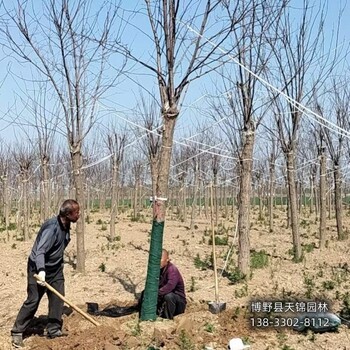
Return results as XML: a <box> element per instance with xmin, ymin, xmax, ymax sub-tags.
<box><xmin>0</xmin><ymin>0</ymin><xmax>349</xmax><ymax>319</ymax></box>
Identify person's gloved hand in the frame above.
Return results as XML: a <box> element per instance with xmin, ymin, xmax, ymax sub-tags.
<box><xmin>37</xmin><ymin>271</ymin><xmax>46</xmax><ymax>286</ymax></box>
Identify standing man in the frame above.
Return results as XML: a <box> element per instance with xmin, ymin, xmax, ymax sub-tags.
<box><xmin>11</xmin><ymin>199</ymin><xmax>80</xmax><ymax>348</ymax></box>
<box><xmin>157</xmin><ymin>249</ymin><xmax>186</xmax><ymax>319</ymax></box>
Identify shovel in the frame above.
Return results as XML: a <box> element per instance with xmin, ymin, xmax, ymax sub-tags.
<box><xmin>33</xmin><ymin>274</ymin><xmax>101</xmax><ymax>327</ymax></box>
<box><xmin>208</xmin><ymin>182</ymin><xmax>226</xmax><ymax>314</ymax></box>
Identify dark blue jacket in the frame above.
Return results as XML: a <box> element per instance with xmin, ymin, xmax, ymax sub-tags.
<box><xmin>29</xmin><ymin>216</ymin><xmax>71</xmax><ymax>272</ymax></box>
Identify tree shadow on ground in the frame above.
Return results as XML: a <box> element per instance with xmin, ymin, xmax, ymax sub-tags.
<box><xmin>107</xmin><ymin>270</ymin><xmax>143</xmax><ymax>299</ymax></box>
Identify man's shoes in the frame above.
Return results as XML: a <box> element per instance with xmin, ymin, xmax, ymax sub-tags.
<box><xmin>11</xmin><ymin>333</ymin><xmax>24</xmax><ymax>348</ymax></box>
<box><xmin>47</xmin><ymin>330</ymin><xmax>68</xmax><ymax>339</ymax></box>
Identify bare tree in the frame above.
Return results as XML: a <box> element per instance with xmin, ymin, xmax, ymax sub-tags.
<box><xmin>206</xmin><ymin>0</ymin><xmax>280</xmax><ymax>276</ymax></box>
<box><xmin>2</xmin><ymin>0</ymin><xmax>125</xmax><ymax>272</ymax></box>
<box><xmin>21</xmin><ymin>83</ymin><xmax>60</xmax><ymax>221</ymax></box>
<box><xmin>316</xmin><ymin>79</ymin><xmax>350</xmax><ymax>240</ymax></box>
<box><xmin>118</xmin><ymin>0</ymin><xmax>251</xmax><ymax>320</ymax></box>
<box><xmin>105</xmin><ymin>126</ymin><xmax>127</xmax><ymax>240</ymax></box>
<box><xmin>267</xmin><ymin>1</ymin><xmax>337</xmax><ymax>261</ymax></box>
<box><xmin>13</xmin><ymin>143</ymin><xmax>34</xmax><ymax>241</ymax></box>
<box><xmin>135</xmin><ymin>94</ymin><xmax>162</xmax><ymax>206</ymax></box>
<box><xmin>0</xmin><ymin>143</ymin><xmax>12</xmax><ymax>241</ymax></box>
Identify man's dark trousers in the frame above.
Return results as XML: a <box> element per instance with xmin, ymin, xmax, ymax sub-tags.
<box><xmin>160</xmin><ymin>292</ymin><xmax>186</xmax><ymax>319</ymax></box>
<box><xmin>11</xmin><ymin>260</ymin><xmax>64</xmax><ymax>336</ymax></box>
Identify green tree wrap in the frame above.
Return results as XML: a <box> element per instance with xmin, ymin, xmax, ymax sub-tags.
<box><xmin>140</xmin><ymin>220</ymin><xmax>164</xmax><ymax>321</ymax></box>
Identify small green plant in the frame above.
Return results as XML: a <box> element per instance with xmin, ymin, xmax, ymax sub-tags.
<box><xmin>303</xmin><ymin>273</ymin><xmax>315</xmax><ymax>299</ymax></box>
<box><xmin>251</xmin><ymin>250</ymin><xmax>269</xmax><ymax>269</ymax></box>
<box><xmin>241</xmin><ymin>336</ymin><xmax>250</xmax><ymax>346</ymax></box>
<box><xmin>231</xmin><ymin>306</ymin><xmax>241</xmax><ymax>321</ymax></box>
<box><xmin>300</xmin><ymin>219</ymin><xmax>309</xmax><ymax>228</ymax></box>
<box><xmin>227</xmin><ymin>267</ymin><xmax>246</xmax><ymax>283</ymax></box>
<box><xmin>204</xmin><ymin>322</ymin><xmax>215</xmax><ymax>333</ymax></box>
<box><xmin>276</xmin><ymin>331</ymin><xmax>287</xmax><ymax>346</ymax></box>
<box><xmin>193</xmin><ymin>253</ymin><xmax>211</xmax><ymax>270</ymax></box>
<box><xmin>131</xmin><ymin>320</ymin><xmax>142</xmax><ymax>336</ymax></box>
<box><xmin>234</xmin><ymin>284</ymin><xmax>248</xmax><ymax>298</ymax></box>
<box><xmin>99</xmin><ymin>262</ymin><xmax>106</xmax><ymax>272</ymax></box>
<box><xmin>178</xmin><ymin>330</ymin><xmax>194</xmax><ymax>350</ymax></box>
<box><xmin>339</xmin><ymin>292</ymin><xmax>350</xmax><ymax>321</ymax></box>
<box><xmin>322</xmin><ymin>280</ymin><xmax>335</xmax><ymax>290</ymax></box>
<box><xmin>101</xmin><ymin>224</ymin><xmax>107</xmax><ymax>231</ymax></box>
<box><xmin>8</xmin><ymin>222</ymin><xmax>17</xmax><ymax>231</ymax></box>
<box><xmin>130</xmin><ymin>214</ymin><xmax>146</xmax><ymax>223</ymax></box>
<box><xmin>190</xmin><ymin>277</ymin><xmax>197</xmax><ymax>292</ymax></box>
<box><xmin>208</xmin><ymin>236</ymin><xmax>228</xmax><ymax>245</ymax></box>
<box><xmin>316</xmin><ymin>269</ymin><xmax>323</xmax><ymax>278</ymax></box>
<box><xmin>96</xmin><ymin>219</ymin><xmax>103</xmax><ymax>225</ymax></box>
<box><xmin>11</xmin><ymin>243</ymin><xmax>16</xmax><ymax>249</ymax></box>
<box><xmin>303</xmin><ymin>243</ymin><xmax>315</xmax><ymax>253</ymax></box>
<box><xmin>107</xmin><ymin>235</ymin><xmax>121</xmax><ymax>242</ymax></box>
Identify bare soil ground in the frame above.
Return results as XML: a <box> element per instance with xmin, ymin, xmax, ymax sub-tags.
<box><xmin>1</xmin><ymin>207</ymin><xmax>350</xmax><ymax>349</ymax></box>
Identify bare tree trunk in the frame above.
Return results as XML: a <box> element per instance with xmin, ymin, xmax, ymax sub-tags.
<box><xmin>258</xmin><ymin>179</ymin><xmax>263</xmax><ymax>220</ymax></box>
<box><xmin>100</xmin><ymin>189</ymin><xmax>106</xmax><ymax>212</ymax></box>
<box><xmin>204</xmin><ymin>182</ymin><xmax>209</xmax><ymax>219</ymax></box>
<box><xmin>224</xmin><ymin>182</ymin><xmax>228</xmax><ymax>219</ymax></box>
<box><xmin>309</xmin><ymin>176</ymin><xmax>314</xmax><ymax>215</ymax></box>
<box><xmin>198</xmin><ymin>180</ymin><xmax>202</xmax><ymax>218</ymax></box>
<box><xmin>213</xmin><ymin>172</ymin><xmax>218</xmax><ymax>227</ymax></box>
<box><xmin>268</xmin><ymin>160</ymin><xmax>275</xmax><ymax>233</ymax></box>
<box><xmin>3</xmin><ymin>175</ymin><xmax>10</xmax><ymax>241</ymax></box>
<box><xmin>190</xmin><ymin>161</ymin><xmax>199</xmax><ymax>231</ymax></box>
<box><xmin>110</xmin><ymin>159</ymin><xmax>118</xmax><ymax>240</ymax></box>
<box><xmin>237</xmin><ymin>131</ymin><xmax>254</xmax><ymax>276</ymax></box>
<box><xmin>286</xmin><ymin>152</ymin><xmax>302</xmax><ymax>261</ymax></box>
<box><xmin>183</xmin><ymin>184</ymin><xmax>187</xmax><ymax>223</ymax></box>
<box><xmin>72</xmin><ymin>150</ymin><xmax>85</xmax><ymax>273</ymax></box>
<box><xmin>313</xmin><ymin>174</ymin><xmax>319</xmax><ymax>219</ymax></box>
<box><xmin>319</xmin><ymin>149</ymin><xmax>326</xmax><ymax>248</ymax></box>
<box><xmin>40</xmin><ymin>181</ymin><xmax>44</xmax><ymax>223</ymax></box>
<box><xmin>22</xmin><ymin>169</ymin><xmax>30</xmax><ymax>241</ymax></box>
<box><xmin>179</xmin><ymin>177</ymin><xmax>185</xmax><ymax>222</ymax></box>
<box><xmin>42</xmin><ymin>158</ymin><xmax>50</xmax><ymax>221</ymax></box>
<box><xmin>231</xmin><ymin>184</ymin><xmax>236</xmax><ymax>218</ymax></box>
<box><xmin>334</xmin><ymin>165</ymin><xmax>346</xmax><ymax>240</ymax></box>
<box><xmin>198</xmin><ymin>158</ymin><xmax>202</xmax><ymax>218</ymax></box>
<box><xmin>86</xmin><ymin>183</ymin><xmax>90</xmax><ymax>219</ymax></box>
<box><xmin>133</xmin><ymin>180</ymin><xmax>139</xmax><ymax>219</ymax></box>
<box><xmin>328</xmin><ymin>175</ymin><xmax>332</xmax><ymax>220</ymax></box>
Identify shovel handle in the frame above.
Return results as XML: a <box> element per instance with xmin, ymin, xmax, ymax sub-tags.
<box><xmin>33</xmin><ymin>273</ymin><xmax>101</xmax><ymax>327</ymax></box>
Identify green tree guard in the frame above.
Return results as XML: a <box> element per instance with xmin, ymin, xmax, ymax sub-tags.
<box><xmin>140</xmin><ymin>220</ymin><xmax>164</xmax><ymax>320</ymax></box>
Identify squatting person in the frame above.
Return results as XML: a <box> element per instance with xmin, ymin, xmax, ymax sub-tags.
<box><xmin>11</xmin><ymin>199</ymin><xmax>80</xmax><ymax>348</ymax></box>
<box><xmin>157</xmin><ymin>249</ymin><xmax>187</xmax><ymax>319</ymax></box>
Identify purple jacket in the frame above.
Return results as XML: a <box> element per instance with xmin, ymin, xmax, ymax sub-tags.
<box><xmin>159</xmin><ymin>262</ymin><xmax>186</xmax><ymax>302</ymax></box>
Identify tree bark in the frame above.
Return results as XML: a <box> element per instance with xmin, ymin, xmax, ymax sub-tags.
<box><xmin>237</xmin><ymin>130</ymin><xmax>254</xmax><ymax>276</ymax></box>
<box><xmin>268</xmin><ymin>160</ymin><xmax>275</xmax><ymax>233</ymax></box>
<box><xmin>22</xmin><ymin>169</ymin><xmax>30</xmax><ymax>241</ymax></box>
<box><xmin>3</xmin><ymin>175</ymin><xmax>10</xmax><ymax>241</ymax></box>
<box><xmin>286</xmin><ymin>151</ymin><xmax>302</xmax><ymax>261</ymax></box>
<box><xmin>42</xmin><ymin>157</ymin><xmax>50</xmax><ymax>221</ymax></box>
<box><xmin>190</xmin><ymin>161</ymin><xmax>199</xmax><ymax>231</ymax></box>
<box><xmin>319</xmin><ymin>149</ymin><xmax>326</xmax><ymax>248</ymax></box>
<box><xmin>110</xmin><ymin>159</ymin><xmax>119</xmax><ymax>240</ymax></box>
<box><xmin>72</xmin><ymin>150</ymin><xmax>85</xmax><ymax>273</ymax></box>
<box><xmin>334</xmin><ymin>164</ymin><xmax>346</xmax><ymax>240</ymax></box>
